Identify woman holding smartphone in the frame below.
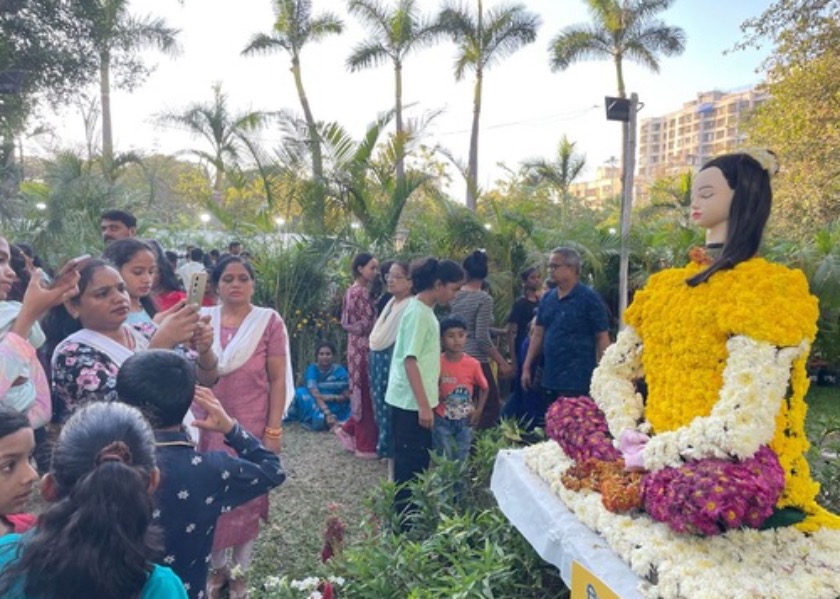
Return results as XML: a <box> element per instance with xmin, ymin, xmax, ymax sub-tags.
<box><xmin>45</xmin><ymin>260</ymin><xmax>217</xmax><ymax>417</ymax></box>
<box><xmin>0</xmin><ymin>237</ymin><xmax>80</xmax><ymax>425</ymax></box>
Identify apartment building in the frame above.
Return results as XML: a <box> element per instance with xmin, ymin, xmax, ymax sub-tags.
<box><xmin>637</xmin><ymin>86</ymin><xmax>769</xmax><ymax>180</ymax></box>
<box><xmin>568</xmin><ymin>163</ymin><xmax>645</xmax><ymax>209</ymax></box>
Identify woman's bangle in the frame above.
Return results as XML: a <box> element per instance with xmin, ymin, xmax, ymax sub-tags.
<box><xmin>264</xmin><ymin>426</ymin><xmax>283</xmax><ymax>439</ymax></box>
<box><xmin>197</xmin><ymin>355</ymin><xmax>218</xmax><ymax>371</ymax></box>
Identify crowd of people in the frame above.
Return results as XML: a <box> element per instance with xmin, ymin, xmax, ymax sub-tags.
<box><xmin>0</xmin><ymin>210</ymin><xmax>292</xmax><ymax>598</ymax></box>
<box><xmin>0</xmin><ymin>204</ymin><xmax>616</xmax><ymax>598</ymax></box>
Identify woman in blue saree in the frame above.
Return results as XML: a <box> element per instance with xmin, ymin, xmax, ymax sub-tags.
<box><xmin>288</xmin><ymin>341</ymin><xmax>350</xmax><ymax>431</ymax></box>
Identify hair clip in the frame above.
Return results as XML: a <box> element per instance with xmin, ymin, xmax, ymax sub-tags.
<box><xmin>739</xmin><ymin>148</ymin><xmax>780</xmax><ymax>176</ymax></box>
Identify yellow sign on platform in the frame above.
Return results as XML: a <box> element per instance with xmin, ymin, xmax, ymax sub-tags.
<box><xmin>571</xmin><ymin>560</ymin><xmax>622</xmax><ymax>599</ymax></box>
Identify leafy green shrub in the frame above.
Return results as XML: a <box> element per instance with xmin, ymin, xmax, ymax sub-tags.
<box><xmin>250</xmin><ymin>422</ymin><xmax>566</xmax><ymax>599</ymax></box>
<box><xmin>250</xmin><ymin>238</ymin><xmax>345</xmax><ymax>377</ymax></box>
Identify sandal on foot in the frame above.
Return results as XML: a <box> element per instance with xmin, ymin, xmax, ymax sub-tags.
<box><xmin>206</xmin><ymin>566</ymin><xmax>229</xmax><ymax>599</ymax></box>
<box><xmin>229</xmin><ymin>574</ymin><xmax>249</xmax><ymax>599</ymax></box>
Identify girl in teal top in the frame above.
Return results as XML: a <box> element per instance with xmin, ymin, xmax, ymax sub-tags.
<box><xmin>0</xmin><ymin>402</ymin><xmax>187</xmax><ymax>599</ymax></box>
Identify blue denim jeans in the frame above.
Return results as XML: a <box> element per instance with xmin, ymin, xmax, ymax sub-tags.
<box><xmin>432</xmin><ymin>414</ymin><xmax>472</xmax><ymax>462</ymax></box>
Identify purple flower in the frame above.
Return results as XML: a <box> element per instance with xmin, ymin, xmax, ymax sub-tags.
<box><xmin>546</xmin><ymin>396</ymin><xmax>621</xmax><ymax>463</ymax></box>
<box><xmin>641</xmin><ymin>446</ymin><xmax>785</xmax><ymax>536</ymax></box>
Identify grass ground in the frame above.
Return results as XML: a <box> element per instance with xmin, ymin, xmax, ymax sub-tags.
<box><xmin>250</xmin><ymin>423</ymin><xmax>387</xmax><ymax>587</ymax></box>
<box><xmin>807</xmin><ymin>385</ymin><xmax>840</xmax><ymax>421</ymax></box>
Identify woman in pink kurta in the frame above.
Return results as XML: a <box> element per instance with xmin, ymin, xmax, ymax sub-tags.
<box><xmin>335</xmin><ymin>253</ymin><xmax>379</xmax><ymax>458</ymax></box>
<box><xmin>198</xmin><ymin>256</ymin><xmax>293</xmax><ymax>599</ymax></box>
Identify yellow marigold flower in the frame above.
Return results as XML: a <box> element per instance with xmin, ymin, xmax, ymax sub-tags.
<box><xmin>624</xmin><ymin>257</ymin><xmax>839</xmax><ymax>531</ymax></box>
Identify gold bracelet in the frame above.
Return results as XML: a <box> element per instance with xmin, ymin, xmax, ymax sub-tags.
<box><xmin>264</xmin><ymin>426</ymin><xmax>283</xmax><ymax>439</ymax></box>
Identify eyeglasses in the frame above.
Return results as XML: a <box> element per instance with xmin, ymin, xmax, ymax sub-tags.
<box><xmin>385</xmin><ymin>274</ymin><xmax>409</xmax><ymax>281</ymax></box>
<box><xmin>547</xmin><ymin>263</ymin><xmax>571</xmax><ymax>270</ymax></box>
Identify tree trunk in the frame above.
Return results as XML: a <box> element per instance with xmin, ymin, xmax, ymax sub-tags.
<box><xmin>291</xmin><ymin>57</ymin><xmax>325</xmax><ymax>232</ymax></box>
<box><xmin>466</xmin><ymin>68</ymin><xmax>482</xmax><ymax>211</ymax></box>
<box><xmin>100</xmin><ymin>50</ymin><xmax>114</xmax><ymax>183</ymax></box>
<box><xmin>394</xmin><ymin>59</ymin><xmax>405</xmax><ymax>193</ymax></box>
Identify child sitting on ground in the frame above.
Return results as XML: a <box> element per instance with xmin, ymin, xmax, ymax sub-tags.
<box><xmin>434</xmin><ymin>315</ymin><xmax>488</xmax><ymax>462</ymax></box>
<box><xmin>117</xmin><ymin>350</ymin><xmax>286</xmax><ymax>599</ymax></box>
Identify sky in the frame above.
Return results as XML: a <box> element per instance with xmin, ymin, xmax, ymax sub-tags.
<box><xmin>35</xmin><ymin>0</ymin><xmax>774</xmax><ymax>199</ymax></box>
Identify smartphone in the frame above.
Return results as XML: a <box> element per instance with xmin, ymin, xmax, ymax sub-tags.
<box><xmin>187</xmin><ymin>271</ymin><xmax>208</xmax><ymax>307</ymax></box>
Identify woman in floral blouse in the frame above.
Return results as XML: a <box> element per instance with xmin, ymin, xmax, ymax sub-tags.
<box><xmin>45</xmin><ymin>260</ymin><xmax>216</xmax><ymax>418</ymax></box>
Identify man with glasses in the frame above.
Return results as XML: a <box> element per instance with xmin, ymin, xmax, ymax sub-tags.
<box><xmin>521</xmin><ymin>247</ymin><xmax>610</xmax><ymax>425</ymax></box>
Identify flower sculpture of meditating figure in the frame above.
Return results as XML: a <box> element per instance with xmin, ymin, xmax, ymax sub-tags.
<box><xmin>555</xmin><ymin>149</ymin><xmax>840</xmax><ymax>536</ymax></box>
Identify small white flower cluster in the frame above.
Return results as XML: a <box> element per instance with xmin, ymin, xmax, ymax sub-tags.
<box><xmin>642</xmin><ymin>336</ymin><xmax>806</xmax><ymax>471</ymax></box>
<box><xmin>290</xmin><ymin>577</ymin><xmax>321</xmax><ymax>592</ymax></box>
<box><xmin>591</xmin><ymin>326</ymin><xmax>807</xmax><ymax>471</ymax></box>
<box><xmin>523</xmin><ymin>442</ymin><xmax>840</xmax><ymax>599</ymax></box>
<box><xmin>262</xmin><ymin>576</ymin><xmax>285</xmax><ymax>590</ymax></box>
<box><xmin>590</xmin><ymin>326</ymin><xmax>647</xmax><ymax>437</ymax></box>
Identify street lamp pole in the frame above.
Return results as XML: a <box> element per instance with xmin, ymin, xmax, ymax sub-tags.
<box><xmin>606</xmin><ymin>93</ymin><xmax>640</xmax><ymax>326</ymax></box>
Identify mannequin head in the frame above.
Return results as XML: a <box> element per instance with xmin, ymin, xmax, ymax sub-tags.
<box><xmin>687</xmin><ymin>151</ymin><xmax>774</xmax><ymax>286</ymax></box>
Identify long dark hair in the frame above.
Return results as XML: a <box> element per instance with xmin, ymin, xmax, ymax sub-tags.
<box><xmin>7</xmin><ymin>244</ymin><xmax>30</xmax><ymax>302</ymax></box>
<box><xmin>687</xmin><ymin>152</ymin><xmax>772</xmax><ymax>286</ymax></box>
<box><xmin>42</xmin><ymin>259</ymin><xmax>111</xmax><ymax>356</ymax></box>
<box><xmin>462</xmin><ymin>249</ymin><xmax>488</xmax><ymax>280</ymax></box>
<box><xmin>0</xmin><ymin>402</ymin><xmax>160</xmax><ymax>599</ymax></box>
<box><xmin>145</xmin><ymin>239</ymin><xmax>183</xmax><ymax>294</ymax></box>
<box><xmin>211</xmin><ymin>255</ymin><xmax>255</xmax><ymax>287</ymax></box>
<box><xmin>103</xmin><ymin>238</ymin><xmax>158</xmax><ymax>317</ymax></box>
<box><xmin>409</xmin><ymin>257</ymin><xmax>465</xmax><ymax>292</ymax></box>
<box><xmin>0</xmin><ymin>405</ymin><xmax>30</xmax><ymax>440</ymax></box>
<box><xmin>351</xmin><ymin>252</ymin><xmax>375</xmax><ymax>280</ymax></box>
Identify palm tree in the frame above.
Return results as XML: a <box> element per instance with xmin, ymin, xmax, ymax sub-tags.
<box><xmin>522</xmin><ymin>135</ymin><xmax>586</xmax><ymax>220</ymax></box>
<box><xmin>242</xmin><ymin>0</ymin><xmax>343</xmax><ymax>211</ymax></box>
<box><xmin>86</xmin><ymin>0</ymin><xmax>179</xmax><ymax>181</ymax></box>
<box><xmin>548</xmin><ymin>0</ymin><xmax>685</xmax><ymax>99</ymax></box>
<box><xmin>346</xmin><ymin>0</ymin><xmax>442</xmax><ymax>192</ymax></box>
<box><xmin>439</xmin><ymin>0</ymin><xmax>540</xmax><ymax>211</ymax></box>
<box><xmin>548</xmin><ymin>0</ymin><xmax>685</xmax><ymax>321</ymax></box>
<box><xmin>319</xmin><ymin>112</ymin><xmax>434</xmax><ymax>248</ymax></box>
<box><xmin>157</xmin><ymin>82</ymin><xmax>271</xmax><ymax>203</ymax></box>
<box><xmin>643</xmin><ymin>170</ymin><xmax>692</xmax><ymax>226</ymax></box>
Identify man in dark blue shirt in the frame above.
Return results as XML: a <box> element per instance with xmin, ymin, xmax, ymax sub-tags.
<box><xmin>521</xmin><ymin>248</ymin><xmax>610</xmax><ymax>424</ymax></box>
<box><xmin>118</xmin><ymin>350</ymin><xmax>285</xmax><ymax>599</ymax></box>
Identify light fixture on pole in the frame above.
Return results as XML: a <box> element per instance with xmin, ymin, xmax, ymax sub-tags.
<box><xmin>605</xmin><ymin>93</ymin><xmax>640</xmax><ymax>326</ymax></box>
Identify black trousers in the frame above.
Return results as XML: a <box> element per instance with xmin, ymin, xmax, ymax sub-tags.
<box><xmin>391</xmin><ymin>405</ymin><xmax>432</xmax><ymax>525</ymax></box>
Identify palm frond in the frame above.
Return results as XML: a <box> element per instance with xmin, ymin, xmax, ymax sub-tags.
<box><xmin>346</xmin><ymin>41</ymin><xmax>391</xmax><ymax>71</ymax></box>
<box><xmin>242</xmin><ymin>32</ymin><xmax>289</xmax><ymax>55</ymax></box>
<box><xmin>549</xmin><ymin>26</ymin><xmax>612</xmax><ymax>71</ymax></box>
<box><xmin>307</xmin><ymin>13</ymin><xmax>344</xmax><ymax>41</ymax></box>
